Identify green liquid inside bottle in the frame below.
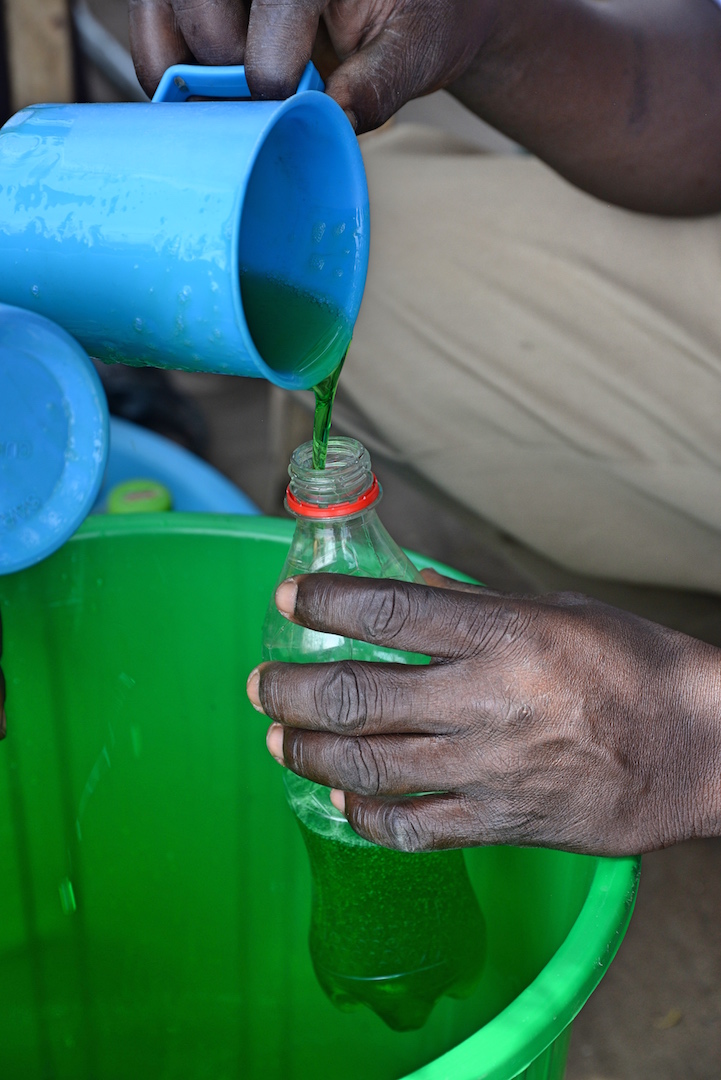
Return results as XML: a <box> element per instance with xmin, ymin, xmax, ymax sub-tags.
<box><xmin>264</xmin><ymin>439</ymin><xmax>488</xmax><ymax>1031</ymax></box>
<box><xmin>296</xmin><ymin>809</ymin><xmax>486</xmax><ymax>1032</ymax></box>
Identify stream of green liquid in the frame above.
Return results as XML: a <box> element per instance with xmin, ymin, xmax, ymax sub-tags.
<box><xmin>239</xmin><ymin>271</ymin><xmax>350</xmax><ymax>470</ymax></box>
<box><xmin>311</xmin><ymin>354</ymin><xmax>347</xmax><ymax>470</ymax></box>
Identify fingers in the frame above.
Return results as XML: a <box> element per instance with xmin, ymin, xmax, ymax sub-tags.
<box><xmin>323</xmin><ymin>29</ymin><xmax>425</xmax><ymax>133</ymax></box>
<box><xmin>129</xmin><ymin>0</ymin><xmax>194</xmax><ymax>96</ymax></box>
<box><xmin>310</xmin><ymin>17</ymin><xmax>340</xmax><ymax>83</ymax></box>
<box><xmin>129</xmin><ymin>0</ymin><xmax>247</xmax><ymax>96</ymax></box>
<box><xmin>244</xmin><ymin>0</ymin><xmax>448</xmax><ymax>123</ymax></box>
<box><xmin>340</xmin><ymin>791</ymin><xmax>492</xmax><ymax>852</ymax></box>
<box><xmin>276</xmin><ymin>727</ymin><xmax>475</xmax><ymax>796</ymax></box>
<box><xmin>275</xmin><ymin>574</ymin><xmax>532</xmax><ymax>660</ymax></box>
<box><xmin>173</xmin><ymin>0</ymin><xmax>248</xmax><ymax>65</ymax></box>
<box><xmin>254</xmin><ymin>659</ymin><xmax>474</xmax><ymax>735</ymax></box>
<box><xmin>322</xmin><ymin>7</ymin><xmax>483</xmax><ymax>133</ymax></box>
<box><xmin>339</xmin><ymin>785</ymin><xmax>644</xmax><ymax>857</ymax></box>
<box><xmin>245</xmin><ymin>0</ymin><xmax>325</xmax><ymax>99</ymax></box>
<box><xmin>420</xmin><ymin>567</ymin><xmax>500</xmax><ymax>596</ymax></box>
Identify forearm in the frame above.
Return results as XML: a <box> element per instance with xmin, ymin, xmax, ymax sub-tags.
<box><xmin>450</xmin><ymin>0</ymin><xmax>721</xmax><ymax>214</ymax></box>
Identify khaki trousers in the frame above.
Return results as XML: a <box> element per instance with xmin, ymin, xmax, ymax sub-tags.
<box><xmin>343</xmin><ymin>126</ymin><xmax>721</xmax><ymax>594</ymax></box>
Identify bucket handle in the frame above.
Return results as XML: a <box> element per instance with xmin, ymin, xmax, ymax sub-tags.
<box><xmin>152</xmin><ymin>62</ymin><xmax>324</xmax><ymax>103</ymax></box>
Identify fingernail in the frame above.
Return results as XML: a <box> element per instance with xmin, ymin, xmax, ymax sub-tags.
<box><xmin>246</xmin><ymin>668</ymin><xmax>264</xmax><ymax>713</ymax></box>
<box><xmin>330</xmin><ymin>789</ymin><xmax>346</xmax><ymax>814</ymax></box>
<box><xmin>275</xmin><ymin>578</ymin><xmax>298</xmax><ymax>620</ymax></box>
<box><xmin>266</xmin><ymin>723</ymin><xmax>284</xmax><ymax>765</ymax></box>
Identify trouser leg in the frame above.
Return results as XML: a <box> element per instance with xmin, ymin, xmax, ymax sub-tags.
<box><xmin>346</xmin><ymin>126</ymin><xmax>721</xmax><ymax>594</ymax></box>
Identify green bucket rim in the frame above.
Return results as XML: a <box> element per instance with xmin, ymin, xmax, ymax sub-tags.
<box><xmin>59</xmin><ymin>513</ymin><xmax>640</xmax><ymax>1080</ymax></box>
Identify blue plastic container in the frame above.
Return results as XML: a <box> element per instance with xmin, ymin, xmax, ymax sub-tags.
<box><xmin>96</xmin><ymin>417</ymin><xmax>259</xmax><ymax>515</ymax></box>
<box><xmin>0</xmin><ymin>303</ymin><xmax>108</xmax><ymax>575</ymax></box>
<box><xmin>0</xmin><ymin>64</ymin><xmax>369</xmax><ymax>389</ymax></box>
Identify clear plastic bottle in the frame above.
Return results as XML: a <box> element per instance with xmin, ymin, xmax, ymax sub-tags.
<box><xmin>262</xmin><ymin>437</ymin><xmax>486</xmax><ymax>1031</ymax></box>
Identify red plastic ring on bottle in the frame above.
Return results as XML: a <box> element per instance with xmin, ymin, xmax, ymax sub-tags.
<box><xmin>285</xmin><ymin>475</ymin><xmax>381</xmax><ymax>519</ymax></box>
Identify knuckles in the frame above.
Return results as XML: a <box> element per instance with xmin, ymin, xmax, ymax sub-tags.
<box><xmin>316</xmin><ymin>661</ymin><xmax>376</xmax><ymax>734</ymax></box>
<box><xmin>282</xmin><ymin>729</ymin><xmax>392</xmax><ymax>797</ymax></box>
<box><xmin>357</xmin><ymin>581</ymin><xmax>417</xmax><ymax>645</ymax></box>
<box><xmin>258</xmin><ymin>658</ymin><xmax>387</xmax><ymax>735</ymax></box>
<box><xmin>355</xmin><ymin>798</ymin><xmax>432</xmax><ymax>853</ymax></box>
<box><xmin>297</xmin><ymin>576</ymin><xmax>420</xmax><ymax>646</ymax></box>
<box><xmin>467</xmin><ymin>602</ymin><xmax>538</xmax><ymax>660</ymax></box>
<box><xmin>334</xmin><ymin>737</ymin><xmax>390</xmax><ymax>795</ymax></box>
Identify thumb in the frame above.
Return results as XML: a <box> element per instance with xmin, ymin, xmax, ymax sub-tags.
<box><xmin>324</xmin><ymin>4</ymin><xmax>489</xmax><ymax>134</ymax></box>
<box><xmin>324</xmin><ymin>29</ymin><xmax>425</xmax><ymax>133</ymax></box>
<box><xmin>420</xmin><ymin>567</ymin><xmax>500</xmax><ymax>596</ymax></box>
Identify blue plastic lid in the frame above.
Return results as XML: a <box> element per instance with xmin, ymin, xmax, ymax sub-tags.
<box><xmin>0</xmin><ymin>303</ymin><xmax>109</xmax><ymax>574</ymax></box>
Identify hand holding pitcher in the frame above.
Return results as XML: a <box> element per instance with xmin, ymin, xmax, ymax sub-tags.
<box><xmin>129</xmin><ymin>0</ymin><xmax>499</xmax><ymax>132</ymax></box>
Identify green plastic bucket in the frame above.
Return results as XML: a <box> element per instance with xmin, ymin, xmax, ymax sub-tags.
<box><xmin>0</xmin><ymin>514</ymin><xmax>639</xmax><ymax>1080</ymax></box>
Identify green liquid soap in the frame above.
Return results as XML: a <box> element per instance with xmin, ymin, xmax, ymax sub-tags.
<box><xmin>297</xmin><ymin>815</ymin><xmax>486</xmax><ymax>1032</ymax></box>
<box><xmin>312</xmin><ymin>354</ymin><xmax>347</xmax><ymax>470</ymax></box>
<box><xmin>239</xmin><ymin>271</ymin><xmax>352</xmax><ymax>380</ymax></box>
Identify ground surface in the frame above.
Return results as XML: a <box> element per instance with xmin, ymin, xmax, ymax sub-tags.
<box><xmin>81</xmin><ymin>8</ymin><xmax>721</xmax><ymax>1076</ymax></box>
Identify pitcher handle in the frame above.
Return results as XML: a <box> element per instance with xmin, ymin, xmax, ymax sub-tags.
<box><xmin>152</xmin><ymin>62</ymin><xmax>324</xmax><ymax>103</ymax></box>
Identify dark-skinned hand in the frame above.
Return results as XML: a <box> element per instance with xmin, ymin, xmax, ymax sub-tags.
<box><xmin>128</xmin><ymin>0</ymin><xmax>499</xmax><ymax>132</ymax></box>
<box><xmin>247</xmin><ymin>570</ymin><xmax>721</xmax><ymax>857</ymax></box>
<box><xmin>128</xmin><ymin>0</ymin><xmax>721</xmax><ymax>214</ymax></box>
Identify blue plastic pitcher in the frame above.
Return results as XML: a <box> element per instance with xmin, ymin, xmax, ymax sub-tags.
<box><xmin>0</xmin><ymin>64</ymin><xmax>369</xmax><ymax>389</ymax></box>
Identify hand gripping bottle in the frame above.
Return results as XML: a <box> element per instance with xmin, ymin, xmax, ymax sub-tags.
<box><xmin>262</xmin><ymin>437</ymin><xmax>486</xmax><ymax>1031</ymax></box>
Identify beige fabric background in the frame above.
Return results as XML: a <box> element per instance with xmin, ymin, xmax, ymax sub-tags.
<box><xmin>342</xmin><ymin>126</ymin><xmax>721</xmax><ymax>594</ymax></box>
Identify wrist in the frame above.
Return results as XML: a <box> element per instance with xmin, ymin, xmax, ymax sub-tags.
<box><xmin>684</xmin><ymin>645</ymin><xmax>721</xmax><ymax>841</ymax></box>
<box><xmin>652</xmin><ymin>638</ymin><xmax>721</xmax><ymax>846</ymax></box>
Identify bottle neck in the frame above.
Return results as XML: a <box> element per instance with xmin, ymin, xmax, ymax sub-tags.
<box><xmin>286</xmin><ymin>437</ymin><xmax>381</xmax><ymax>520</ymax></box>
